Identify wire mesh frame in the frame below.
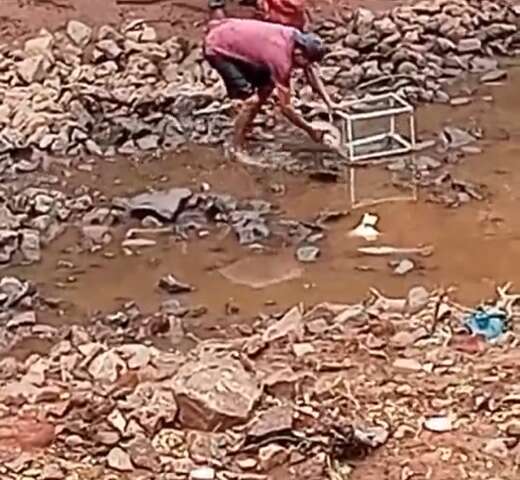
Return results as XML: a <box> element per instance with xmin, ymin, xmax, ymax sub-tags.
<box><xmin>335</xmin><ymin>92</ymin><xmax>419</xmax><ymax>209</ymax></box>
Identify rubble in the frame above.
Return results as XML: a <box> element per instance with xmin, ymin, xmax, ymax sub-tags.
<box><xmin>0</xmin><ymin>281</ymin><xmax>517</xmax><ymax>478</ymax></box>
<box><xmin>0</xmin><ymin>1</ymin><xmax>514</xmax><ymax>164</ymax></box>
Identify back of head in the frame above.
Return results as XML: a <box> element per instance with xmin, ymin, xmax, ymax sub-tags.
<box><xmin>294</xmin><ymin>31</ymin><xmax>327</xmax><ymax>62</ymax></box>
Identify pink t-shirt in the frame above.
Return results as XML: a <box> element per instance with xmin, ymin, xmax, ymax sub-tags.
<box><xmin>204</xmin><ymin>18</ymin><xmax>296</xmax><ymax>87</ymax></box>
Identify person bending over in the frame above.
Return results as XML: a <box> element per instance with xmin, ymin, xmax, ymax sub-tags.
<box><xmin>204</xmin><ymin>18</ymin><xmax>332</xmax><ymax>158</ymax></box>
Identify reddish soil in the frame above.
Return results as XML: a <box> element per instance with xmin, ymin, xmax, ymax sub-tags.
<box><xmin>0</xmin><ymin>0</ymin><xmax>402</xmax><ymax>43</ymax></box>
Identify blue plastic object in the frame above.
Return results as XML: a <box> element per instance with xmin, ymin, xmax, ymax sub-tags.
<box><xmin>465</xmin><ymin>307</ymin><xmax>507</xmax><ymax>341</ymax></box>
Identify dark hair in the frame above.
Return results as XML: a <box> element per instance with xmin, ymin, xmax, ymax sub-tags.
<box><xmin>294</xmin><ymin>31</ymin><xmax>327</xmax><ymax>62</ymax></box>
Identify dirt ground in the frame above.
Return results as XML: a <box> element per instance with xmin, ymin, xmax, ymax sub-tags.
<box><xmin>2</xmin><ymin>0</ymin><xmax>520</xmax><ymax>479</ymax></box>
<box><xmin>0</xmin><ymin>0</ymin><xmax>401</xmax><ymax>42</ymax></box>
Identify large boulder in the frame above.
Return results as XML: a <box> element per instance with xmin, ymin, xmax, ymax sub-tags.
<box><xmin>172</xmin><ymin>351</ymin><xmax>262</xmax><ymax>430</ymax></box>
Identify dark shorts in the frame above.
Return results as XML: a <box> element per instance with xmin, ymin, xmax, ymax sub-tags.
<box><xmin>205</xmin><ymin>54</ymin><xmax>274</xmax><ymax>100</ymax></box>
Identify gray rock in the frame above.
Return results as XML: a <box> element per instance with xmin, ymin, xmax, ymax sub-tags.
<box><xmin>414</xmin><ymin>156</ymin><xmax>441</xmax><ymax>170</ymax></box>
<box><xmin>392</xmin><ymin>258</ymin><xmax>415</xmax><ymax>275</ymax></box>
<box><xmin>457</xmin><ymin>38</ymin><xmax>482</xmax><ymax>53</ymax></box>
<box><xmin>96</xmin><ymin>39</ymin><xmax>123</xmax><ymax>60</ymax></box>
<box><xmin>19</xmin><ymin>229</ymin><xmax>41</xmax><ymax>263</ymax></box>
<box><xmin>7</xmin><ymin>311</ymin><xmax>36</xmax><ymax>329</ymax></box>
<box><xmin>296</xmin><ymin>245</ymin><xmax>320</xmax><ymax>263</ymax></box>
<box><xmin>40</xmin><ymin>463</ymin><xmax>65</xmax><ymax>480</ymax></box>
<box><xmin>480</xmin><ymin>69</ymin><xmax>507</xmax><ymax>83</ymax></box>
<box><xmin>17</xmin><ymin>55</ymin><xmax>48</xmax><ymax>83</ymax></box>
<box><xmin>81</xmin><ymin>225</ymin><xmax>112</xmax><ymax>245</ymax></box>
<box><xmin>470</xmin><ymin>56</ymin><xmax>498</xmax><ymax>72</ymax></box>
<box><xmin>107</xmin><ymin>447</ymin><xmax>133</xmax><ymax>472</ymax></box>
<box><xmin>67</xmin><ymin>20</ymin><xmax>92</xmax><ymax>48</ymax></box>
<box><xmin>24</xmin><ymin>32</ymin><xmax>53</xmax><ymax>56</ymax></box>
<box><xmin>128</xmin><ymin>188</ymin><xmax>192</xmax><ymax>222</ymax></box>
<box><xmin>88</xmin><ymin>350</ymin><xmax>126</xmax><ymax>383</ymax></box>
<box><xmin>136</xmin><ymin>134</ymin><xmax>160</xmax><ymax>151</ymax></box>
<box><xmin>0</xmin><ymin>230</ymin><xmax>18</xmax><ymax>264</ymax></box>
<box><xmin>158</xmin><ymin>274</ymin><xmax>194</xmax><ymax>294</ymax></box>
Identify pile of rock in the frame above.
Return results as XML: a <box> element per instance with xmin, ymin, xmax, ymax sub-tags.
<box><xmin>0</xmin><ymin>185</ymin><xmax>98</xmax><ymax>265</ymax></box>
<box><xmin>315</xmin><ymin>0</ymin><xmax>520</xmax><ymax>101</ymax></box>
<box><xmin>116</xmin><ymin>187</ymin><xmax>323</xmax><ymax>246</ymax></box>
<box><xmin>1</xmin><ymin>283</ymin><xmax>520</xmax><ymax>478</ymax></box>
<box><xmin>0</xmin><ymin>0</ymin><xmax>518</xmax><ymax>162</ymax></box>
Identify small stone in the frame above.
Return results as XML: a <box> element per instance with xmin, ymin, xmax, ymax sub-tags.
<box><xmin>158</xmin><ymin>274</ymin><xmax>194</xmax><ymax>294</ymax></box>
<box><xmin>190</xmin><ymin>467</ymin><xmax>216</xmax><ymax>480</ymax></box>
<box><xmin>107</xmin><ymin>409</ymin><xmax>127</xmax><ymax>434</ymax></box>
<box><xmin>392</xmin><ymin>258</ymin><xmax>415</xmax><ymax>275</ymax></box>
<box><xmin>17</xmin><ymin>55</ymin><xmax>48</xmax><ymax>83</ymax></box>
<box><xmin>128</xmin><ymin>437</ymin><xmax>161</xmax><ymax>473</ymax></box>
<box><xmin>19</xmin><ymin>229</ymin><xmax>41</xmax><ymax>263</ymax></box>
<box><xmin>40</xmin><ymin>463</ymin><xmax>64</xmax><ymax>480</ymax></box>
<box><xmin>7</xmin><ymin>311</ymin><xmax>36</xmax><ymax>329</ymax></box>
<box><xmin>107</xmin><ymin>447</ymin><xmax>133</xmax><ymax>472</ymax></box>
<box><xmin>450</xmin><ymin>97</ymin><xmax>472</xmax><ymax>106</ymax></box>
<box><xmin>85</xmin><ymin>139</ymin><xmax>103</xmax><ymax>156</ymax></box>
<box><xmin>136</xmin><ymin>134</ymin><xmax>160</xmax><ymax>151</ymax></box>
<box><xmin>121</xmin><ymin>238</ymin><xmax>156</xmax><ymax>248</ymax></box>
<box><xmin>424</xmin><ymin>416</ymin><xmax>453</xmax><ymax>433</ymax></box>
<box><xmin>96</xmin><ymin>39</ymin><xmax>123</xmax><ymax>59</ymax></box>
<box><xmin>483</xmin><ymin>438</ymin><xmax>508</xmax><ymax>458</ymax></box>
<box><xmin>67</xmin><ymin>20</ymin><xmax>92</xmax><ymax>47</ymax></box>
<box><xmin>296</xmin><ymin>245</ymin><xmax>320</xmax><ymax>263</ymax></box>
<box><xmin>292</xmin><ymin>342</ymin><xmax>316</xmax><ymax>357</ymax></box>
<box><xmin>248</xmin><ymin>405</ymin><xmax>293</xmax><ymax>438</ymax></box>
<box><xmin>237</xmin><ymin>458</ymin><xmax>258</xmax><ymax>470</ymax></box>
<box><xmin>407</xmin><ymin>286</ymin><xmax>429</xmax><ymax>313</ymax></box>
<box><xmin>25</xmin><ymin>32</ymin><xmax>53</xmax><ymax>55</ymax></box>
<box><xmin>506</xmin><ymin>421</ymin><xmax>520</xmax><ymax>437</ymax></box>
<box><xmin>480</xmin><ymin>69</ymin><xmax>507</xmax><ymax>83</ymax></box>
<box><xmin>88</xmin><ymin>351</ymin><xmax>126</xmax><ymax>383</ymax></box>
<box><xmin>259</xmin><ymin>444</ymin><xmax>288</xmax><ymax>471</ymax></box>
<box><xmin>393</xmin><ymin>358</ymin><xmax>423</xmax><ymax>372</ymax></box>
<box><xmin>94</xmin><ymin>429</ymin><xmax>120</xmax><ymax>446</ymax></box>
<box><xmin>457</xmin><ymin>38</ymin><xmax>482</xmax><ymax>53</ymax></box>
<box><xmin>81</xmin><ymin>225</ymin><xmax>112</xmax><ymax>245</ymax></box>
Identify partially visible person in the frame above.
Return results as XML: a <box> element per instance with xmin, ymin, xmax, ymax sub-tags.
<box><xmin>204</xmin><ymin>18</ymin><xmax>332</xmax><ymax>159</ymax></box>
<box><xmin>207</xmin><ymin>0</ymin><xmax>333</xmax><ymax>111</ymax></box>
<box><xmin>209</xmin><ymin>0</ymin><xmax>308</xmax><ymax>32</ymax></box>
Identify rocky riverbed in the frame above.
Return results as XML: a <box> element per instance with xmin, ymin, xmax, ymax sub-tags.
<box><xmin>1</xmin><ymin>0</ymin><xmax>520</xmax><ymax>479</ymax></box>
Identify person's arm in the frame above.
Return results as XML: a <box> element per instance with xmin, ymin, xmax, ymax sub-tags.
<box><xmin>276</xmin><ymin>85</ymin><xmax>322</xmax><ymax>142</ymax></box>
<box><xmin>304</xmin><ymin>64</ymin><xmax>333</xmax><ymax>111</ymax></box>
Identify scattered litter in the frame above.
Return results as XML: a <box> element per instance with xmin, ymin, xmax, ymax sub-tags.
<box><xmin>424</xmin><ymin>415</ymin><xmax>454</xmax><ymax>433</ymax></box>
<box><xmin>348</xmin><ymin>213</ymin><xmax>380</xmax><ymax>241</ymax></box>
<box><xmin>190</xmin><ymin>467</ymin><xmax>216</xmax><ymax>480</ymax></box>
<box><xmin>465</xmin><ymin>306</ymin><xmax>506</xmax><ymax>340</ymax></box>
<box><xmin>358</xmin><ymin>245</ymin><xmax>433</xmax><ymax>256</ymax></box>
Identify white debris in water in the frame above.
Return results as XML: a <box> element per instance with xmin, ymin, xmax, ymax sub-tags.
<box><xmin>348</xmin><ymin>213</ymin><xmax>380</xmax><ymax>241</ymax></box>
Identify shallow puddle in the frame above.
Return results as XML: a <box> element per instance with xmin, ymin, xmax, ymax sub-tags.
<box><xmin>5</xmin><ymin>69</ymin><xmax>520</xmax><ymax>342</ymax></box>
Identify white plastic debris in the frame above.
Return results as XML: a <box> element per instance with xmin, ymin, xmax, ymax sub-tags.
<box><xmin>190</xmin><ymin>467</ymin><xmax>216</xmax><ymax>480</ymax></box>
<box><xmin>423</xmin><ymin>415</ymin><xmax>454</xmax><ymax>433</ymax></box>
<box><xmin>348</xmin><ymin>213</ymin><xmax>380</xmax><ymax>241</ymax></box>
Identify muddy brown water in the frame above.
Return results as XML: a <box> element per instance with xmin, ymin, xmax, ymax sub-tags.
<box><xmin>5</xmin><ymin>68</ymin><xmax>520</xmax><ymax>350</ymax></box>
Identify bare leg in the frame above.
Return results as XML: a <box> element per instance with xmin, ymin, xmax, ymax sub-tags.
<box><xmin>233</xmin><ymin>86</ymin><xmax>272</xmax><ymax>151</ymax></box>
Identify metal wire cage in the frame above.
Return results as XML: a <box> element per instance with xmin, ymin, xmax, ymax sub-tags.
<box><xmin>334</xmin><ymin>92</ymin><xmax>418</xmax><ymax>209</ymax></box>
